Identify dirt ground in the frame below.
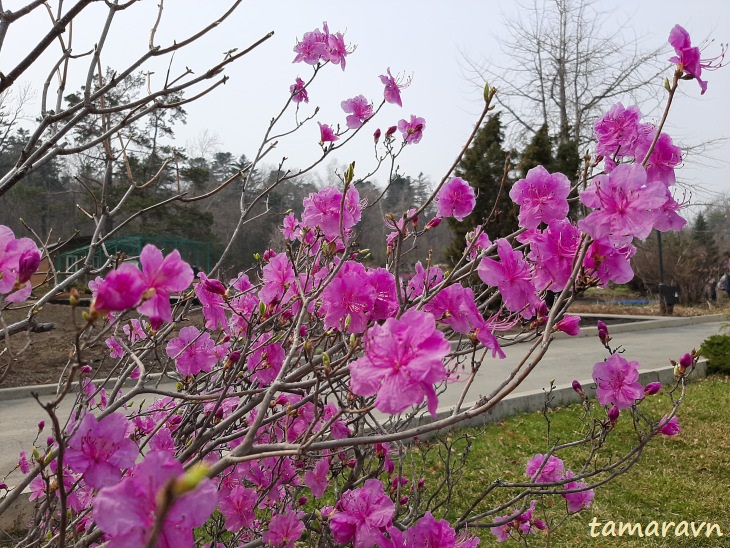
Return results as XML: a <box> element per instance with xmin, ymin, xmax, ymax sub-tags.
<box><xmin>1</xmin><ymin>294</ymin><xmax>727</xmax><ymax>389</ymax></box>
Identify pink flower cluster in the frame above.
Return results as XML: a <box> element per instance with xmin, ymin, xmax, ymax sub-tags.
<box><xmin>0</xmin><ymin>225</ymin><xmax>42</xmax><ymax>302</ymax></box>
<box><xmin>293</xmin><ymin>21</ymin><xmax>348</xmax><ymax>70</ymax></box>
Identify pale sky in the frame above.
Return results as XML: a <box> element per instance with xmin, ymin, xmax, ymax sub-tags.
<box><xmin>5</xmin><ymin>0</ymin><xmax>729</xmax><ymax>202</ymax></box>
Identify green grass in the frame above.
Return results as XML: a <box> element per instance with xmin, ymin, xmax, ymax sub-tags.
<box><xmin>413</xmin><ymin>375</ymin><xmax>730</xmax><ymax>546</ymax></box>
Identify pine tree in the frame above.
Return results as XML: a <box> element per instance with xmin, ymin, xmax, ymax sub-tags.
<box><xmin>446</xmin><ymin>113</ymin><xmax>516</xmax><ymax>263</ymax></box>
<box><xmin>518</xmin><ymin>124</ymin><xmax>554</xmax><ymax>177</ymax></box>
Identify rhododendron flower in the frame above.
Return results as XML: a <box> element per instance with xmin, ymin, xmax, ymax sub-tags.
<box><xmin>260</xmin><ymin>253</ymin><xmax>296</xmax><ymax>306</ymax></box>
<box><xmin>657</xmin><ymin>414</ymin><xmax>681</xmax><ymax>435</ymax></box>
<box><xmin>556</xmin><ymin>315</ymin><xmax>581</xmax><ymax>336</ymax></box>
<box><xmin>379</xmin><ymin>67</ymin><xmax>403</xmax><ymax>106</ymax></box>
<box><xmin>424</xmin><ymin>283</ymin><xmax>483</xmax><ymax>335</ymax></box>
<box><xmin>318</xmin><ymin>122</ymin><xmax>339</xmax><ymax>143</ymax></box>
<box><xmin>341</xmin><ymin>95</ymin><xmax>373</xmax><ymax>129</ymax></box>
<box><xmin>562</xmin><ymin>471</ymin><xmax>595</xmax><ymax>513</ymax></box>
<box><xmin>92</xmin><ymin>263</ymin><xmax>146</xmax><ymax>313</ymax></box>
<box><xmin>321</xmin><ymin>261</ymin><xmax>376</xmax><ymax>333</ymax></box>
<box><xmin>66</xmin><ymin>412</ymin><xmax>137</xmax><ymax>489</ymax></box>
<box><xmin>105</xmin><ymin>337</ymin><xmax>125</xmax><ymax>359</ymax></box>
<box><xmin>526</xmin><ymin>454</ymin><xmax>564</xmax><ymax>483</ymax></box>
<box><xmin>478</xmin><ymin>239</ymin><xmax>541</xmax><ymax>318</ymax></box>
<box><xmin>93</xmin><ymin>450</ymin><xmax>217</xmax><ymax>547</ymax></box>
<box><xmin>396</xmin><ymin>511</ymin><xmax>479</xmax><ymax>547</ymax></box>
<box><xmin>301</xmin><ymin>185</ymin><xmax>361</xmax><ymax>240</ymax></box>
<box><xmin>397</xmin><ymin>114</ymin><xmax>425</xmax><ymax>144</ymax></box>
<box><xmin>644</xmin><ymin>381</ymin><xmax>662</xmax><ymax>396</ymax></box>
<box><xmin>18</xmin><ymin>451</ymin><xmax>30</xmax><ymax>474</ymax></box>
<box><xmin>293</xmin><ymin>22</ymin><xmax>348</xmax><ymax>69</ymax></box>
<box><xmin>509</xmin><ymin>165</ymin><xmax>570</xmax><ymax>229</ymax></box>
<box><xmin>166</xmin><ymin>326</ymin><xmax>218</xmax><ymax>376</ymax></box>
<box><xmin>669</xmin><ymin>25</ymin><xmax>707</xmax><ymax>94</ymax></box>
<box><xmin>593</xmin><ymin>354</ymin><xmax>643</xmax><ymax>409</ymax></box>
<box><xmin>634</xmin><ymin>129</ymin><xmax>682</xmax><ymax>186</ymax></box>
<box><xmin>219</xmin><ymin>486</ymin><xmax>257</xmax><ymax>531</ymax></box>
<box><xmin>0</xmin><ymin>226</ymin><xmax>42</xmax><ymax>302</ymax></box>
<box><xmin>248</xmin><ymin>337</ymin><xmax>285</xmax><ymax>386</ymax></box>
<box><xmin>653</xmin><ymin>189</ymin><xmax>686</xmax><ymax>232</ymax></box>
<box><xmin>436</xmin><ymin>177</ymin><xmax>476</xmax><ymax>221</ymax></box>
<box><xmin>594</xmin><ymin>102</ymin><xmax>642</xmax><ymax>157</ymax></box>
<box><xmin>583</xmin><ymin>238</ymin><xmax>636</xmax><ymax>287</ymax></box>
<box><xmin>350</xmin><ymin>310</ymin><xmax>451</xmax><ymax>417</ymax></box>
<box><xmin>123</xmin><ymin>319</ymin><xmax>147</xmax><ymax>343</ymax></box>
<box><xmin>195</xmin><ymin>273</ymin><xmax>228</xmax><ymax>331</ymax></box>
<box><xmin>281</xmin><ymin>212</ymin><xmax>299</xmax><ymax>240</ymax></box>
<box><xmin>406</xmin><ymin>262</ymin><xmax>444</xmax><ymax>299</ymax></box>
<box><xmin>289</xmin><ymin>76</ymin><xmax>308</xmax><ymax>103</ymax></box>
<box><xmin>263</xmin><ymin>511</ymin><xmax>305</xmax><ymax>547</ymax></box>
<box><xmin>491</xmin><ymin>500</ymin><xmax>546</xmax><ymax>542</ymax></box>
<box><xmin>466</xmin><ymin>225</ymin><xmax>491</xmax><ymax>259</ymax></box>
<box><xmin>137</xmin><ymin>244</ymin><xmax>193</xmax><ymax>327</ymax></box>
<box><xmin>579</xmin><ymin>164</ymin><xmax>666</xmax><ymax>245</ymax></box>
<box><xmin>367</xmin><ymin>267</ymin><xmax>398</xmax><ymax>321</ymax></box>
<box><xmin>304</xmin><ymin>457</ymin><xmax>330</xmax><ymax>498</ymax></box>
<box><xmin>329</xmin><ymin>479</ymin><xmax>395</xmax><ymax>547</ymax></box>
<box><xmin>525</xmin><ymin>219</ymin><xmax>581</xmax><ymax>291</ymax></box>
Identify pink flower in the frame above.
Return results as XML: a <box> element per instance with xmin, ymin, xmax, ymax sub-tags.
<box><xmin>592</xmin><ymin>354</ymin><xmax>643</xmax><ymax>409</ymax></box>
<box><xmin>436</xmin><ymin>177</ymin><xmax>476</xmax><ymax>221</ymax></box>
<box><xmin>509</xmin><ymin>165</ymin><xmax>571</xmax><ymax>229</ymax></box>
<box><xmin>301</xmin><ymin>185</ymin><xmax>362</xmax><ymax>240</ymax></box>
<box><xmin>657</xmin><ymin>414</ymin><xmax>681</xmax><ymax>436</ymax></box>
<box><xmin>406</xmin><ymin>262</ymin><xmax>443</xmax><ymax>299</ymax></box>
<box><xmin>367</xmin><ymin>267</ymin><xmax>398</xmax><ymax>321</ymax></box>
<box><xmin>341</xmin><ymin>95</ymin><xmax>373</xmax><ymax>129</ymax></box>
<box><xmin>644</xmin><ymin>381</ymin><xmax>661</xmax><ymax>396</ymax></box>
<box><xmin>669</xmin><ymin>25</ymin><xmax>707</xmax><ymax>94</ymax></box>
<box><xmin>293</xmin><ymin>27</ymin><xmax>328</xmax><ymax>65</ymax></box>
<box><xmin>491</xmin><ymin>500</ymin><xmax>546</xmax><ymax>542</ymax></box>
<box><xmin>424</xmin><ymin>283</ymin><xmax>483</xmax><ymax>335</ymax></box>
<box><xmin>329</xmin><ymin>479</ymin><xmax>395</xmax><ymax>547</ymax></box>
<box><xmin>0</xmin><ymin>226</ymin><xmax>42</xmax><ymax>302</ymax></box>
<box><xmin>379</xmin><ymin>68</ymin><xmax>403</xmax><ymax>107</ymax></box>
<box><xmin>526</xmin><ymin>454</ymin><xmax>564</xmax><ymax>483</ymax></box>
<box><xmin>219</xmin><ymin>486</ymin><xmax>257</xmax><ymax>531</ymax></box>
<box><xmin>195</xmin><ymin>273</ymin><xmax>228</xmax><ymax>331</ymax></box>
<box><xmin>525</xmin><ymin>219</ymin><xmax>581</xmax><ymax>291</ymax></box>
<box><xmin>166</xmin><ymin>325</ymin><xmax>218</xmax><ymax>376</ymax></box>
<box><xmin>349</xmin><ymin>310</ymin><xmax>451</xmax><ymax>418</ymax></box>
<box><xmin>93</xmin><ymin>450</ymin><xmax>217</xmax><ymax>547</ymax></box>
<box><xmin>18</xmin><ymin>451</ymin><xmax>30</xmax><ymax>474</ymax></box>
<box><xmin>397</xmin><ymin>114</ymin><xmax>426</xmax><ymax>144</ymax></box>
<box><xmin>634</xmin><ymin>129</ymin><xmax>682</xmax><ymax>186</ymax></box>
<box><xmin>562</xmin><ymin>471</ymin><xmax>595</xmax><ymax>513</ymax></box>
<box><xmin>594</xmin><ymin>103</ymin><xmax>642</xmax><ymax>157</ymax></box>
<box><xmin>281</xmin><ymin>212</ymin><xmax>300</xmax><ymax>240</ymax></box>
<box><xmin>321</xmin><ymin>261</ymin><xmax>376</xmax><ymax>333</ymax></box>
<box><xmin>401</xmin><ymin>511</ymin><xmax>469</xmax><ymax>547</ymax></box>
<box><xmin>478</xmin><ymin>239</ymin><xmax>541</xmax><ymax>318</ymax></box>
<box><xmin>466</xmin><ymin>226</ymin><xmax>491</xmax><ymax>259</ymax></box>
<box><xmin>304</xmin><ymin>457</ymin><xmax>330</xmax><ymax>498</ymax></box>
<box><xmin>318</xmin><ymin>122</ymin><xmax>339</xmax><ymax>143</ymax></box>
<box><xmin>123</xmin><ymin>319</ymin><xmax>147</xmax><ymax>343</ymax></box>
<box><xmin>264</xmin><ymin>512</ymin><xmax>305</xmax><ymax>548</ymax></box>
<box><xmin>583</xmin><ymin>238</ymin><xmax>636</xmax><ymax>287</ymax></box>
<box><xmin>93</xmin><ymin>263</ymin><xmax>146</xmax><ymax>313</ymax></box>
<box><xmin>105</xmin><ymin>337</ymin><xmax>125</xmax><ymax>359</ymax></box>
<box><xmin>290</xmin><ymin>77</ymin><xmax>309</xmax><ymax>103</ymax></box>
<box><xmin>260</xmin><ymin>253</ymin><xmax>296</xmax><ymax>306</ymax></box>
<box><xmin>247</xmin><ymin>337</ymin><xmax>285</xmax><ymax>386</ymax></box>
<box><xmin>66</xmin><ymin>412</ymin><xmax>137</xmax><ymax>489</ymax></box>
<box><xmin>579</xmin><ymin>164</ymin><xmax>666</xmax><ymax>245</ymax></box>
<box><xmin>556</xmin><ymin>315</ymin><xmax>581</xmax><ymax>336</ymax></box>
<box><xmin>137</xmin><ymin>245</ymin><xmax>194</xmax><ymax>326</ymax></box>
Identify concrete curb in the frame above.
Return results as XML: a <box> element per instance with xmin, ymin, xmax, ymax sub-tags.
<box><xmin>0</xmin><ymin>373</ymin><xmax>165</xmax><ymax>402</ymax></box>
<box><xmin>555</xmin><ymin>313</ymin><xmax>727</xmax><ymax>340</ymax></box>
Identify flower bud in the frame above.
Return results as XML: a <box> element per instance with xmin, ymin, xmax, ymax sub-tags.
<box><xmin>373</xmin><ymin>128</ymin><xmax>381</xmax><ymax>143</ymax></box>
<box><xmin>385</xmin><ymin>125</ymin><xmax>397</xmax><ymax>138</ymax></box>
<box><xmin>262</xmin><ymin>249</ymin><xmax>276</xmax><ymax>262</ymax></box>
<box><xmin>572</xmin><ymin>380</ymin><xmax>585</xmax><ymax>399</ymax></box>
<box><xmin>203</xmin><ymin>278</ymin><xmax>226</xmax><ymax>296</ymax></box>
<box><xmin>80</xmin><ymin>365</ymin><xmax>92</xmax><ymax>375</ymax></box>
<box><xmin>298</xmin><ymin>496</ymin><xmax>308</xmax><ymax>507</ymax></box>
<box><xmin>37</xmin><ymin>421</ymin><xmax>45</xmax><ymax>433</ymax></box>
<box><xmin>644</xmin><ymin>382</ymin><xmax>661</xmax><ymax>396</ymax></box>
<box><xmin>679</xmin><ymin>352</ymin><xmax>692</xmax><ymax>369</ymax></box>
<box><xmin>607</xmin><ymin>405</ymin><xmax>620</xmax><ymax>426</ymax></box>
<box><xmin>69</xmin><ymin>288</ymin><xmax>80</xmax><ymax>306</ymax></box>
<box><xmin>417</xmin><ymin>477</ymin><xmax>425</xmax><ymax>490</ymax></box>
<box><xmin>399</xmin><ymin>495</ymin><xmax>409</xmax><ymax>505</ymax></box>
<box><xmin>0</xmin><ymin>483</ymin><xmax>7</xmax><ymax>491</ymax></box>
<box><xmin>597</xmin><ymin>321</ymin><xmax>610</xmax><ymax>345</ymax></box>
<box><xmin>424</xmin><ymin>216</ymin><xmax>441</xmax><ymax>231</ymax></box>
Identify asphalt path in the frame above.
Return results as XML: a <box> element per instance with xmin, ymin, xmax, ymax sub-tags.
<box><xmin>1</xmin><ymin>320</ymin><xmax>723</xmax><ymax>489</ymax></box>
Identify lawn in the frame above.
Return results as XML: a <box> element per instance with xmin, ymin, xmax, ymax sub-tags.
<box><xmin>415</xmin><ymin>375</ymin><xmax>730</xmax><ymax>546</ymax></box>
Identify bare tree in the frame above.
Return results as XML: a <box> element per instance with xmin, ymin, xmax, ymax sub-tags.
<box><xmin>463</xmin><ymin>0</ymin><xmax>663</xmax><ymax>153</ymax></box>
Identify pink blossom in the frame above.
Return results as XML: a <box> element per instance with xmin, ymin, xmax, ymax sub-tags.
<box><xmin>397</xmin><ymin>114</ymin><xmax>426</xmax><ymax>144</ymax></box>
<box><xmin>509</xmin><ymin>165</ymin><xmax>571</xmax><ymax>229</ymax></box>
<box><xmin>594</xmin><ymin>103</ymin><xmax>642</xmax><ymax>157</ymax></box>
<box><xmin>634</xmin><ymin>128</ymin><xmax>682</xmax><ymax>186</ymax></box>
<box><xmin>368</xmin><ymin>267</ymin><xmax>399</xmax><ymax>321</ymax></box>
<box><xmin>260</xmin><ymin>253</ymin><xmax>296</xmax><ymax>305</ymax></box>
<box><xmin>491</xmin><ymin>500</ymin><xmax>546</xmax><ymax>542</ymax></box>
<box><xmin>657</xmin><ymin>414</ymin><xmax>681</xmax><ymax>436</ymax></box>
<box><xmin>526</xmin><ymin>219</ymin><xmax>581</xmax><ymax>291</ymax></box>
<box><xmin>304</xmin><ymin>457</ymin><xmax>330</xmax><ymax>498</ymax></box>
<box><xmin>293</xmin><ymin>27</ymin><xmax>328</xmax><ymax>65</ymax></box>
<box><xmin>400</xmin><ymin>511</ymin><xmax>468</xmax><ymax>547</ymax></box>
<box><xmin>66</xmin><ymin>412</ymin><xmax>137</xmax><ymax>489</ymax></box>
<box><xmin>669</xmin><ymin>25</ymin><xmax>707</xmax><ymax>94</ymax></box>
<box><xmin>562</xmin><ymin>471</ymin><xmax>595</xmax><ymax>513</ymax></box>
<box><xmin>289</xmin><ymin>77</ymin><xmax>309</xmax><ymax>103</ymax></box>
<box><xmin>123</xmin><ymin>319</ymin><xmax>147</xmax><ymax>343</ymax></box>
<box><xmin>341</xmin><ymin>95</ymin><xmax>373</xmax><ymax>129</ymax></box>
<box><xmin>525</xmin><ymin>454</ymin><xmax>564</xmax><ymax>483</ymax></box>
<box><xmin>583</xmin><ymin>238</ymin><xmax>636</xmax><ymax>287</ymax></box>
<box><xmin>424</xmin><ymin>283</ymin><xmax>483</xmax><ymax>335</ymax></box>
<box><xmin>579</xmin><ymin>164</ymin><xmax>666</xmax><ymax>245</ymax></box>
<box><xmin>195</xmin><ymin>273</ymin><xmax>228</xmax><ymax>331</ymax></box>
<box><xmin>301</xmin><ymin>185</ymin><xmax>362</xmax><ymax>240</ymax></box>
<box><xmin>166</xmin><ymin>326</ymin><xmax>218</xmax><ymax>376</ymax></box>
<box><xmin>137</xmin><ymin>245</ymin><xmax>193</xmax><ymax>326</ymax></box>
<box><xmin>329</xmin><ymin>479</ymin><xmax>395</xmax><ymax>547</ymax></box>
<box><xmin>349</xmin><ymin>310</ymin><xmax>451</xmax><ymax>417</ymax></box>
<box><xmin>105</xmin><ymin>337</ymin><xmax>125</xmax><ymax>359</ymax></box>
<box><xmin>248</xmin><ymin>337</ymin><xmax>285</xmax><ymax>386</ymax></box>
<box><xmin>593</xmin><ymin>354</ymin><xmax>643</xmax><ymax>409</ymax></box>
<box><xmin>0</xmin><ymin>226</ymin><xmax>42</xmax><ymax>302</ymax></box>
<box><xmin>644</xmin><ymin>381</ymin><xmax>661</xmax><ymax>396</ymax></box>
<box><xmin>653</xmin><ymin>189</ymin><xmax>686</xmax><ymax>232</ymax></box>
<box><xmin>219</xmin><ymin>486</ymin><xmax>257</xmax><ymax>531</ymax></box>
<box><xmin>93</xmin><ymin>450</ymin><xmax>217</xmax><ymax>547</ymax></box>
<box><xmin>478</xmin><ymin>239</ymin><xmax>541</xmax><ymax>318</ymax></box>
<box><xmin>556</xmin><ymin>315</ymin><xmax>581</xmax><ymax>336</ymax></box>
<box><xmin>318</xmin><ymin>122</ymin><xmax>339</xmax><ymax>143</ymax></box>
<box><xmin>321</xmin><ymin>261</ymin><xmax>376</xmax><ymax>333</ymax></box>
<box><xmin>466</xmin><ymin>226</ymin><xmax>492</xmax><ymax>259</ymax></box>
<box><xmin>18</xmin><ymin>451</ymin><xmax>30</xmax><ymax>474</ymax></box>
<box><xmin>281</xmin><ymin>212</ymin><xmax>300</xmax><ymax>240</ymax></box>
<box><xmin>264</xmin><ymin>511</ymin><xmax>305</xmax><ymax>548</ymax></box>
<box><xmin>93</xmin><ymin>263</ymin><xmax>146</xmax><ymax>313</ymax></box>
<box><xmin>436</xmin><ymin>177</ymin><xmax>476</xmax><ymax>221</ymax></box>
<box><xmin>379</xmin><ymin>68</ymin><xmax>403</xmax><ymax>106</ymax></box>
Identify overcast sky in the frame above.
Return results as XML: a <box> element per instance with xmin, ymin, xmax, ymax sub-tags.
<box><xmin>6</xmin><ymin>0</ymin><xmax>729</xmax><ymax>203</ymax></box>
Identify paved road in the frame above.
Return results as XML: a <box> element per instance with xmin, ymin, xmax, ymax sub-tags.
<box><xmin>1</xmin><ymin>321</ymin><xmax>723</xmax><ymax>488</ymax></box>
